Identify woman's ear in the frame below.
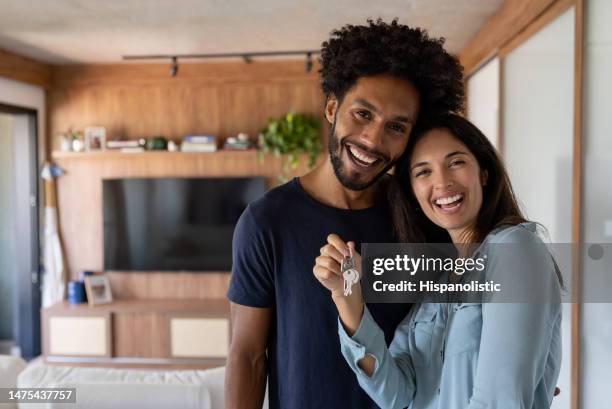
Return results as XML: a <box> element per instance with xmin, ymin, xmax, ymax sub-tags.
<box><xmin>481</xmin><ymin>170</ymin><xmax>489</xmax><ymax>186</ymax></box>
<box><xmin>325</xmin><ymin>95</ymin><xmax>338</xmax><ymax>124</ymax></box>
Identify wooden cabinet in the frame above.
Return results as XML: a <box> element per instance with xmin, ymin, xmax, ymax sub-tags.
<box><xmin>42</xmin><ymin>299</ymin><xmax>230</xmax><ymax>369</ymax></box>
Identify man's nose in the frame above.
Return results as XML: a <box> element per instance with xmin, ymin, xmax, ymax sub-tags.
<box><xmin>360</xmin><ymin>121</ymin><xmax>385</xmax><ymax>148</ymax></box>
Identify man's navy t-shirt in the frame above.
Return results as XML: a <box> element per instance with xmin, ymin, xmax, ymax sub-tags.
<box><xmin>227</xmin><ymin>178</ymin><xmax>412</xmax><ymax>409</ymax></box>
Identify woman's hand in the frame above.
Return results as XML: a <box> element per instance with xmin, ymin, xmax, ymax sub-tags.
<box><xmin>313</xmin><ymin>234</ymin><xmax>364</xmax><ymax>335</ymax></box>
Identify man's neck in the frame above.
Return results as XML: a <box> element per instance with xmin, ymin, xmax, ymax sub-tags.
<box><xmin>299</xmin><ymin>158</ymin><xmax>383</xmax><ymax>210</ymax></box>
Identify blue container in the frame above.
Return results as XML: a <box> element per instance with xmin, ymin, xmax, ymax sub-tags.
<box><xmin>67</xmin><ymin>281</ymin><xmax>86</xmax><ymax>304</ymax></box>
<box><xmin>78</xmin><ymin>270</ymin><xmax>94</xmax><ymax>282</ymax></box>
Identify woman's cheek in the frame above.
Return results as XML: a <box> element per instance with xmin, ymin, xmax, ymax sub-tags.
<box><xmin>412</xmin><ymin>181</ymin><xmax>429</xmax><ymax>209</ymax></box>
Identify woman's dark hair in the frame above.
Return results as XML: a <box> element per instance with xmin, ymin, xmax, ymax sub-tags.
<box><xmin>389</xmin><ymin>113</ymin><xmax>565</xmax><ymax>288</ymax></box>
<box><xmin>388</xmin><ymin>113</ymin><xmax>527</xmax><ymax>244</ymax></box>
<box><xmin>319</xmin><ymin>19</ymin><xmax>464</xmax><ymax>115</ymax></box>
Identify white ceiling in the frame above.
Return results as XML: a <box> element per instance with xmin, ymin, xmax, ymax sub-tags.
<box><xmin>0</xmin><ymin>0</ymin><xmax>503</xmax><ymax>64</ymax></box>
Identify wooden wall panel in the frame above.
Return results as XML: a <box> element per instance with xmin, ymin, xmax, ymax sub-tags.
<box><xmin>459</xmin><ymin>0</ymin><xmax>558</xmax><ymax>76</ymax></box>
<box><xmin>52</xmin><ymin>150</ymin><xmax>322</xmax><ymax>299</ymax></box>
<box><xmin>48</xmin><ymin>59</ymin><xmax>327</xmax><ymax>300</ymax></box>
<box><xmin>48</xmin><ymin>60</ymin><xmax>324</xmax><ymax>150</ymax></box>
<box><xmin>0</xmin><ymin>47</ymin><xmax>52</xmax><ymax>88</ymax></box>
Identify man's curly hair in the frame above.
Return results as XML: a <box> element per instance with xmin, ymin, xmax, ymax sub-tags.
<box><xmin>319</xmin><ymin>19</ymin><xmax>465</xmax><ymax>115</ymax></box>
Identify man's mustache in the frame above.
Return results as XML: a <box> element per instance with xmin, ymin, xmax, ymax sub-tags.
<box><xmin>340</xmin><ymin>139</ymin><xmax>391</xmax><ymax>164</ymax></box>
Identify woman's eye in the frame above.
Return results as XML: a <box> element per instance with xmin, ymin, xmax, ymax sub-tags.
<box><xmin>450</xmin><ymin>160</ymin><xmax>465</xmax><ymax>167</ymax></box>
<box><xmin>414</xmin><ymin>169</ymin><xmax>431</xmax><ymax>177</ymax></box>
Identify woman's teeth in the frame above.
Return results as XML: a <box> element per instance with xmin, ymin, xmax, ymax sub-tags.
<box><xmin>435</xmin><ymin>194</ymin><xmax>463</xmax><ymax>206</ymax></box>
<box><xmin>348</xmin><ymin>145</ymin><xmax>377</xmax><ymax>165</ymax></box>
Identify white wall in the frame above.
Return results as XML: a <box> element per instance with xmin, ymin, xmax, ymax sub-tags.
<box><xmin>502</xmin><ymin>8</ymin><xmax>575</xmax><ymax>409</ymax></box>
<box><xmin>467</xmin><ymin>57</ymin><xmax>500</xmax><ymax>149</ymax></box>
<box><xmin>581</xmin><ymin>0</ymin><xmax>612</xmax><ymax>407</ymax></box>
<box><xmin>0</xmin><ymin>76</ymin><xmax>46</xmax><ymax>162</ymax></box>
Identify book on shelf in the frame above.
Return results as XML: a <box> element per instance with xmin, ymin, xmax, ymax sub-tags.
<box><xmin>106</xmin><ymin>140</ymin><xmax>141</xmax><ymax>149</ymax></box>
<box><xmin>183</xmin><ymin>135</ymin><xmax>217</xmax><ymax>144</ymax></box>
<box><xmin>181</xmin><ymin>142</ymin><xmax>217</xmax><ymax>152</ymax></box>
<box><xmin>222</xmin><ymin>142</ymin><xmax>254</xmax><ymax>150</ymax></box>
<box><xmin>119</xmin><ymin>147</ymin><xmax>146</xmax><ymax>153</ymax></box>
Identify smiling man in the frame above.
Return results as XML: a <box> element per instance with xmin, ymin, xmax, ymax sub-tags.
<box><xmin>225</xmin><ymin>19</ymin><xmax>464</xmax><ymax>409</ymax></box>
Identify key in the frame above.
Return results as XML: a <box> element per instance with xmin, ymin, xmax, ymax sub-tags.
<box><xmin>341</xmin><ymin>247</ymin><xmax>360</xmax><ymax>296</ymax></box>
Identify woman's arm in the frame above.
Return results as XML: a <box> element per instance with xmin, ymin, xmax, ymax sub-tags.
<box><xmin>333</xmin><ymin>291</ymin><xmax>376</xmax><ymax>375</ymax></box>
<box><xmin>468</xmin><ymin>227</ymin><xmax>562</xmax><ymax>408</ymax></box>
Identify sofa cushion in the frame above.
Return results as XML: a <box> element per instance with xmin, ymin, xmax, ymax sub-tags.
<box><xmin>0</xmin><ymin>355</ymin><xmax>27</xmax><ymax>409</ymax></box>
<box><xmin>17</xmin><ymin>362</ymin><xmax>226</xmax><ymax>409</ymax></box>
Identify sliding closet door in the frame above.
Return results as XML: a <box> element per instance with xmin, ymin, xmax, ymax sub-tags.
<box><xmin>467</xmin><ymin>57</ymin><xmax>500</xmax><ymax>150</ymax></box>
<box><xmin>502</xmin><ymin>7</ymin><xmax>575</xmax><ymax>409</ymax></box>
<box><xmin>581</xmin><ymin>0</ymin><xmax>612</xmax><ymax>407</ymax></box>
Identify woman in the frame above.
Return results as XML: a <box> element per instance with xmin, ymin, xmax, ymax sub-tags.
<box><xmin>313</xmin><ymin>113</ymin><xmax>562</xmax><ymax>408</ymax></box>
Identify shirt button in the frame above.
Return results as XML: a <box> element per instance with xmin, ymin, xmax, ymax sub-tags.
<box><xmin>437</xmin><ymin>388</ymin><xmax>440</xmax><ymax>394</ymax></box>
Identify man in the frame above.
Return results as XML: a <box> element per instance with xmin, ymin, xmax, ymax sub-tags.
<box><xmin>226</xmin><ymin>19</ymin><xmax>464</xmax><ymax>409</ymax></box>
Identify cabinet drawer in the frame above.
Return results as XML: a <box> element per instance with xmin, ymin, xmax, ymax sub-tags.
<box><xmin>170</xmin><ymin>317</ymin><xmax>229</xmax><ymax>358</ymax></box>
<box><xmin>49</xmin><ymin>316</ymin><xmax>110</xmax><ymax>356</ymax></box>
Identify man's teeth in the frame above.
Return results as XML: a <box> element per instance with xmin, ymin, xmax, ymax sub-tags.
<box><xmin>348</xmin><ymin>146</ymin><xmax>377</xmax><ymax>164</ymax></box>
<box><xmin>435</xmin><ymin>194</ymin><xmax>463</xmax><ymax>205</ymax></box>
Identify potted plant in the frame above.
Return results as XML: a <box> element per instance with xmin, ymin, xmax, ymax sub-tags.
<box><xmin>258</xmin><ymin>112</ymin><xmax>322</xmax><ymax>181</ymax></box>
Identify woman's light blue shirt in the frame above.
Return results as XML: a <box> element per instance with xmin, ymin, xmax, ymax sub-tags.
<box><xmin>339</xmin><ymin>223</ymin><xmax>562</xmax><ymax>409</ymax></box>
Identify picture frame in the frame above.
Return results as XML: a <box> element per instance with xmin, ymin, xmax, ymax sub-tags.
<box><xmin>84</xmin><ymin>275</ymin><xmax>113</xmax><ymax>306</ymax></box>
<box><xmin>84</xmin><ymin>127</ymin><xmax>106</xmax><ymax>151</ymax></box>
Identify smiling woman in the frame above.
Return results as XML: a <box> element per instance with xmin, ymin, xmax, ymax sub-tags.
<box><xmin>389</xmin><ymin>113</ymin><xmax>526</xmax><ymax>244</ymax></box>
<box><xmin>409</xmin><ymin>128</ymin><xmax>487</xmax><ymax>244</ymax></box>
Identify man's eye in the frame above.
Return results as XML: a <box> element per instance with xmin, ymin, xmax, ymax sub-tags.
<box><xmin>356</xmin><ymin>110</ymin><xmax>371</xmax><ymax>120</ymax></box>
<box><xmin>389</xmin><ymin>123</ymin><xmax>406</xmax><ymax>133</ymax></box>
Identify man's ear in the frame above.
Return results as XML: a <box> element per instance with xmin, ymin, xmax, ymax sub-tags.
<box><xmin>481</xmin><ymin>170</ymin><xmax>489</xmax><ymax>186</ymax></box>
<box><xmin>324</xmin><ymin>95</ymin><xmax>338</xmax><ymax>125</ymax></box>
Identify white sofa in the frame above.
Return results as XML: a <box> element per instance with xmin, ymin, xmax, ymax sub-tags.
<box><xmin>17</xmin><ymin>361</ymin><xmax>225</xmax><ymax>409</ymax></box>
<box><xmin>0</xmin><ymin>355</ymin><xmax>27</xmax><ymax>409</ymax></box>
<box><xmin>1</xmin><ymin>356</ymin><xmax>268</xmax><ymax>409</ymax></box>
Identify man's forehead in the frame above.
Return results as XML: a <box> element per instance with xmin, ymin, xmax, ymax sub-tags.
<box><xmin>343</xmin><ymin>76</ymin><xmax>419</xmax><ymax>117</ymax></box>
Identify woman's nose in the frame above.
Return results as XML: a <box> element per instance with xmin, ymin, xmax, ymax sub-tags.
<box><xmin>432</xmin><ymin>169</ymin><xmax>454</xmax><ymax>190</ymax></box>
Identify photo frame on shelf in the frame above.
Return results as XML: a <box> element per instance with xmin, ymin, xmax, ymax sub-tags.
<box><xmin>84</xmin><ymin>275</ymin><xmax>113</xmax><ymax>306</ymax></box>
<box><xmin>84</xmin><ymin>127</ymin><xmax>106</xmax><ymax>151</ymax></box>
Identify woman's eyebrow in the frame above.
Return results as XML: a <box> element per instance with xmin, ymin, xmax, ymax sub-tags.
<box><xmin>411</xmin><ymin>151</ymin><xmax>468</xmax><ymax>170</ymax></box>
<box><xmin>446</xmin><ymin>151</ymin><xmax>468</xmax><ymax>158</ymax></box>
<box><xmin>411</xmin><ymin>160</ymin><xmax>428</xmax><ymax>170</ymax></box>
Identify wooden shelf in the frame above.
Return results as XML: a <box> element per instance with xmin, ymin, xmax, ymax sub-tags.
<box><xmin>51</xmin><ymin>149</ymin><xmax>262</xmax><ymax>160</ymax></box>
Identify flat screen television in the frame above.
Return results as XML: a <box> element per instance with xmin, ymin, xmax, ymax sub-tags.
<box><xmin>103</xmin><ymin>177</ymin><xmax>266</xmax><ymax>272</ymax></box>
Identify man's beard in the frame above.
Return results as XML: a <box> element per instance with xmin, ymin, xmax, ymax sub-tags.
<box><xmin>328</xmin><ymin>116</ymin><xmax>396</xmax><ymax>191</ymax></box>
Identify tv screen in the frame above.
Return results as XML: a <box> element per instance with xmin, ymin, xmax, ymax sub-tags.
<box><xmin>103</xmin><ymin>177</ymin><xmax>266</xmax><ymax>272</ymax></box>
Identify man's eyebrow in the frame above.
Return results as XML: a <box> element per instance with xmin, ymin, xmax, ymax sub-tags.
<box><xmin>353</xmin><ymin>99</ymin><xmax>415</xmax><ymax>124</ymax></box>
<box><xmin>354</xmin><ymin>98</ymin><xmax>380</xmax><ymax>113</ymax></box>
<box><xmin>411</xmin><ymin>151</ymin><xmax>469</xmax><ymax>170</ymax></box>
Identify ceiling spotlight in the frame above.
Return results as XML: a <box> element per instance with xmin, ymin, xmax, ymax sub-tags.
<box><xmin>170</xmin><ymin>56</ymin><xmax>178</xmax><ymax>77</ymax></box>
<box><xmin>305</xmin><ymin>52</ymin><xmax>313</xmax><ymax>73</ymax></box>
